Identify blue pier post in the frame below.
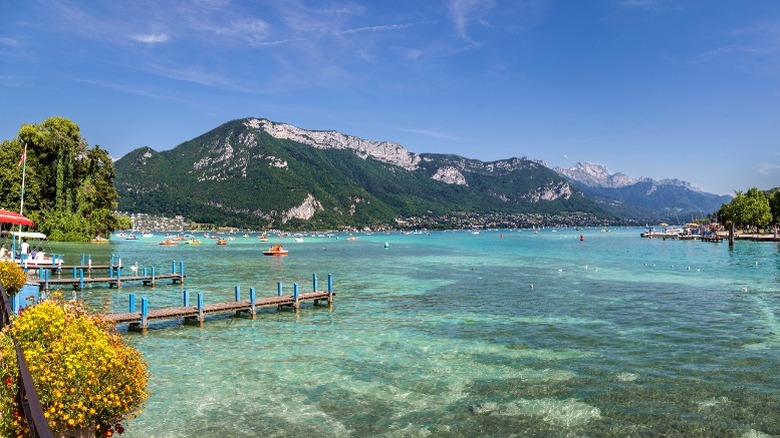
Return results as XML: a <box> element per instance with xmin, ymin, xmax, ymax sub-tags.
<box><xmin>312</xmin><ymin>273</ymin><xmax>318</xmax><ymax>292</ymax></box>
<box><xmin>151</xmin><ymin>267</ymin><xmax>156</xmax><ymax>287</ymax></box>
<box><xmin>234</xmin><ymin>285</ymin><xmax>242</xmax><ymax>316</ymax></box>
<box><xmin>196</xmin><ymin>292</ymin><xmax>204</xmax><ymax>325</ymax></box>
<box><xmin>141</xmin><ymin>297</ymin><xmax>148</xmax><ymax>330</ymax></box>
<box><xmin>277</xmin><ymin>282</ymin><xmax>283</xmax><ymax>296</ymax></box>
<box><xmin>116</xmin><ymin>261</ymin><xmax>122</xmax><ymax>288</ymax></box>
<box><xmin>79</xmin><ymin>269</ymin><xmax>84</xmax><ymax>290</ymax></box>
<box><xmin>183</xmin><ymin>289</ymin><xmax>190</xmax><ymax>307</ymax></box>
<box><xmin>172</xmin><ymin>260</ymin><xmax>176</xmax><ymax>274</ymax></box>
<box><xmin>72</xmin><ymin>267</ymin><xmax>77</xmax><ymax>279</ymax></box>
<box><xmin>81</xmin><ymin>253</ymin><xmax>86</xmax><ymax>265</ymax></box>
<box><xmin>293</xmin><ymin>282</ymin><xmax>300</xmax><ymax>310</ymax></box>
<box><xmin>143</xmin><ymin>267</ymin><xmax>148</xmax><ymax>276</ymax></box>
<box><xmin>328</xmin><ymin>273</ymin><xmax>333</xmax><ymax>305</ymax></box>
<box><xmin>109</xmin><ymin>256</ymin><xmax>114</xmax><ymax>277</ymax></box>
<box><xmin>179</xmin><ymin>261</ymin><xmax>185</xmax><ymax>278</ymax></box>
<box><xmin>129</xmin><ymin>293</ymin><xmax>136</xmax><ymax>312</ymax></box>
<box><xmin>11</xmin><ymin>293</ymin><xmax>18</xmax><ymax>315</ymax></box>
<box><xmin>249</xmin><ymin>287</ymin><xmax>256</xmax><ymax>317</ymax></box>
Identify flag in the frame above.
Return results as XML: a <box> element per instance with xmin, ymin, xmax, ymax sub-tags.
<box><xmin>17</xmin><ymin>144</ymin><xmax>26</xmax><ymax>168</ymax></box>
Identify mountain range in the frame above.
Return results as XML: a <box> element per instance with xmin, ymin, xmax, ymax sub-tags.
<box><xmin>114</xmin><ymin>118</ymin><xmax>729</xmax><ymax>229</ymax></box>
<box><xmin>554</xmin><ymin>162</ymin><xmax>731</xmax><ymax>222</ymax></box>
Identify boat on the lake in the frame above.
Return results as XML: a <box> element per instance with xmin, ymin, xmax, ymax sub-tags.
<box><xmin>159</xmin><ymin>239</ymin><xmax>178</xmax><ymax>246</ymax></box>
<box><xmin>262</xmin><ymin>244</ymin><xmax>288</xmax><ymax>256</ymax></box>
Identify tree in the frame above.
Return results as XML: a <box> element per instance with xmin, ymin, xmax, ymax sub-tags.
<box><xmin>719</xmin><ymin>187</ymin><xmax>772</xmax><ymax>232</ymax></box>
<box><xmin>769</xmin><ymin>189</ymin><xmax>780</xmax><ymax>225</ymax></box>
<box><xmin>1</xmin><ymin>117</ymin><xmax>124</xmax><ymax>241</ymax></box>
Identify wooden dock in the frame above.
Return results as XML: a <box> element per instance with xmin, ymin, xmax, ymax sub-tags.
<box><xmin>34</xmin><ymin>260</ymin><xmax>188</xmax><ymax>291</ymax></box>
<box><xmin>104</xmin><ymin>275</ymin><xmax>335</xmax><ymax>331</ymax></box>
<box><xmin>36</xmin><ymin>272</ymin><xmax>185</xmax><ymax>291</ymax></box>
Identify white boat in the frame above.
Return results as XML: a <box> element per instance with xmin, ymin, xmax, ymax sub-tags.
<box><xmin>9</xmin><ymin>231</ymin><xmax>62</xmax><ymax>266</ymax></box>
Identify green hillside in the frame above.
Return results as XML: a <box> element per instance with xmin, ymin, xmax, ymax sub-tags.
<box><xmin>115</xmin><ymin>118</ymin><xmax>609</xmax><ymax>229</ymax></box>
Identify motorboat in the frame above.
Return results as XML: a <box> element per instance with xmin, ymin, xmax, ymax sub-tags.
<box><xmin>217</xmin><ymin>238</ymin><xmax>228</xmax><ymax>246</ymax></box>
<box><xmin>159</xmin><ymin>239</ymin><xmax>178</xmax><ymax>246</ymax></box>
<box><xmin>262</xmin><ymin>244</ymin><xmax>288</xmax><ymax>256</ymax></box>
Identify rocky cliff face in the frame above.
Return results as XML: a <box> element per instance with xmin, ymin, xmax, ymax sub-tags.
<box><xmin>247</xmin><ymin>118</ymin><xmax>421</xmax><ymax>171</ymax></box>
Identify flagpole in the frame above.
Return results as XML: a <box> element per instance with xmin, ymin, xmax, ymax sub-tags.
<box><xmin>16</xmin><ymin>143</ymin><xmax>28</xmax><ymax>257</ymax></box>
<box><xmin>19</xmin><ymin>143</ymin><xmax>27</xmax><ymax>216</ymax></box>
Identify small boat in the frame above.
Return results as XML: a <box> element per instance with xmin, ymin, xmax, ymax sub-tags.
<box><xmin>216</xmin><ymin>238</ymin><xmax>228</xmax><ymax>246</ymax></box>
<box><xmin>159</xmin><ymin>239</ymin><xmax>178</xmax><ymax>246</ymax></box>
<box><xmin>186</xmin><ymin>238</ymin><xmax>201</xmax><ymax>245</ymax></box>
<box><xmin>262</xmin><ymin>244</ymin><xmax>288</xmax><ymax>256</ymax></box>
<box><xmin>142</xmin><ymin>232</ymin><xmax>154</xmax><ymax>238</ymax></box>
<box><xmin>91</xmin><ymin>235</ymin><xmax>109</xmax><ymax>244</ymax></box>
<box><xmin>259</xmin><ymin>234</ymin><xmax>269</xmax><ymax>242</ymax></box>
<box><xmin>125</xmin><ymin>234</ymin><xmax>139</xmax><ymax>240</ymax></box>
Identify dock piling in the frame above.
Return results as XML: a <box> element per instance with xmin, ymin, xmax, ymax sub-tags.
<box><xmin>141</xmin><ymin>297</ymin><xmax>148</xmax><ymax>330</ymax></box>
<box><xmin>249</xmin><ymin>287</ymin><xmax>256</xmax><ymax>318</ymax></box>
<box><xmin>293</xmin><ymin>283</ymin><xmax>300</xmax><ymax>310</ymax></box>
<box><xmin>129</xmin><ymin>294</ymin><xmax>136</xmax><ymax>313</ymax></box>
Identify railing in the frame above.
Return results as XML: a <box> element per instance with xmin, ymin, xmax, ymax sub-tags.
<box><xmin>0</xmin><ymin>285</ymin><xmax>54</xmax><ymax>438</ymax></box>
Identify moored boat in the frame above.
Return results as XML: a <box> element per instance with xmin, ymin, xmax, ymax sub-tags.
<box><xmin>159</xmin><ymin>239</ymin><xmax>178</xmax><ymax>246</ymax></box>
<box><xmin>217</xmin><ymin>238</ymin><xmax>228</xmax><ymax>246</ymax></box>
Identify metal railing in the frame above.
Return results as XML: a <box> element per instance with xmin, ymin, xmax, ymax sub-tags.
<box><xmin>0</xmin><ymin>285</ymin><xmax>54</xmax><ymax>438</ymax></box>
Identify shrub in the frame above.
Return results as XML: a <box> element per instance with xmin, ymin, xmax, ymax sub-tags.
<box><xmin>0</xmin><ymin>294</ymin><xmax>149</xmax><ymax>437</ymax></box>
<box><xmin>0</xmin><ymin>261</ymin><xmax>26</xmax><ymax>295</ymax></box>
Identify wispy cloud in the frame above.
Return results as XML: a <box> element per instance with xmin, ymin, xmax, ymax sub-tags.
<box><xmin>402</xmin><ymin>128</ymin><xmax>464</xmax><ymax>141</ymax></box>
<box><xmin>0</xmin><ymin>37</ymin><xmax>20</xmax><ymax>46</ymax></box>
<box><xmin>757</xmin><ymin>163</ymin><xmax>780</xmax><ymax>175</ymax></box>
<box><xmin>336</xmin><ymin>22</ymin><xmax>430</xmax><ymax>36</ymax></box>
<box><xmin>131</xmin><ymin>33</ymin><xmax>170</xmax><ymax>44</ymax></box>
<box><xmin>448</xmin><ymin>0</ymin><xmax>495</xmax><ymax>42</ymax></box>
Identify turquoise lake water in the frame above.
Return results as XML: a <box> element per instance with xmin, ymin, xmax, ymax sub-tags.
<box><xmin>46</xmin><ymin>228</ymin><xmax>779</xmax><ymax>437</ymax></box>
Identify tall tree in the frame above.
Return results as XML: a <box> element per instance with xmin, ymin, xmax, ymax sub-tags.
<box><xmin>2</xmin><ymin>117</ymin><xmax>122</xmax><ymax>241</ymax></box>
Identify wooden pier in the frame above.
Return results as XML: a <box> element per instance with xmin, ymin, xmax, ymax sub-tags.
<box><xmin>34</xmin><ymin>260</ymin><xmax>187</xmax><ymax>291</ymax></box>
<box><xmin>36</xmin><ymin>272</ymin><xmax>185</xmax><ymax>291</ymax></box>
<box><xmin>104</xmin><ymin>275</ymin><xmax>335</xmax><ymax>332</ymax></box>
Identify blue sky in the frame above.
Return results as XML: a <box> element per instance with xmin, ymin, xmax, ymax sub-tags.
<box><xmin>2</xmin><ymin>0</ymin><xmax>779</xmax><ymax>195</ymax></box>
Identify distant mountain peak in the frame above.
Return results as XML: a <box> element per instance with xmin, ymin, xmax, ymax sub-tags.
<box><xmin>554</xmin><ymin>162</ymin><xmax>639</xmax><ymax>188</ymax></box>
<box><xmin>554</xmin><ymin>161</ymin><xmax>701</xmax><ymax>192</ymax></box>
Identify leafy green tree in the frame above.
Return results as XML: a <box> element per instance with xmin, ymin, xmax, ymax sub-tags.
<box><xmin>1</xmin><ymin>117</ymin><xmax>123</xmax><ymax>241</ymax></box>
<box><xmin>720</xmin><ymin>187</ymin><xmax>772</xmax><ymax>232</ymax></box>
<box><xmin>769</xmin><ymin>189</ymin><xmax>780</xmax><ymax>225</ymax></box>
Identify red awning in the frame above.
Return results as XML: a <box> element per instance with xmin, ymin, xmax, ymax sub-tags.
<box><xmin>0</xmin><ymin>209</ymin><xmax>34</xmax><ymax>227</ymax></box>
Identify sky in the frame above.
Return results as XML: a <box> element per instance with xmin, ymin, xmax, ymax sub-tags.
<box><xmin>2</xmin><ymin>0</ymin><xmax>779</xmax><ymax>195</ymax></box>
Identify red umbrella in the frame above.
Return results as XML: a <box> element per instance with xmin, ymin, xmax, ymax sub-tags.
<box><xmin>0</xmin><ymin>209</ymin><xmax>34</xmax><ymax>227</ymax></box>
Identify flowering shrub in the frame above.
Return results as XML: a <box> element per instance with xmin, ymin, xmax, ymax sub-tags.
<box><xmin>0</xmin><ymin>294</ymin><xmax>149</xmax><ymax>437</ymax></box>
<box><xmin>0</xmin><ymin>260</ymin><xmax>26</xmax><ymax>295</ymax></box>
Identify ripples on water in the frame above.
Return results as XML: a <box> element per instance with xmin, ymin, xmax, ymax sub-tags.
<box><xmin>49</xmin><ymin>228</ymin><xmax>779</xmax><ymax>437</ymax></box>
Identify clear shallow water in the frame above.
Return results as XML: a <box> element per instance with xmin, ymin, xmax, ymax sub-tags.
<box><xmin>47</xmin><ymin>228</ymin><xmax>779</xmax><ymax>437</ymax></box>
